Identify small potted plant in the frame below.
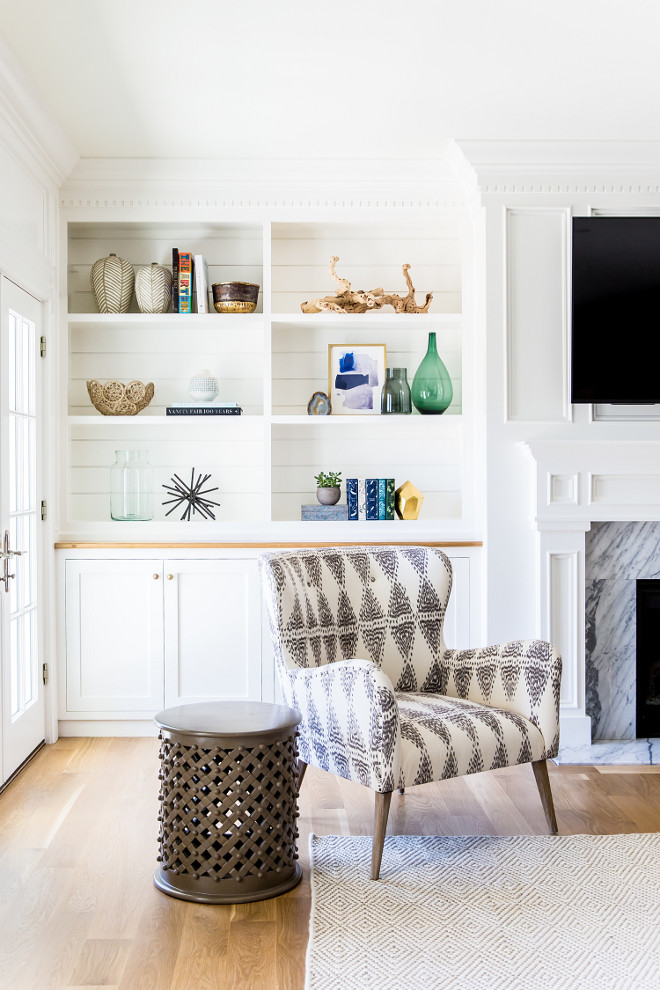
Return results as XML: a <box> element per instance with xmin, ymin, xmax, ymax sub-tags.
<box><xmin>314</xmin><ymin>470</ymin><xmax>342</xmax><ymax>505</ymax></box>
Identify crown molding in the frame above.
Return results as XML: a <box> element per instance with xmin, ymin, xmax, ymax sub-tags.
<box><xmin>456</xmin><ymin>140</ymin><xmax>660</xmax><ymax>195</ymax></box>
<box><xmin>0</xmin><ymin>34</ymin><xmax>78</xmax><ymax>187</ymax></box>
<box><xmin>60</xmin><ymin>156</ymin><xmax>467</xmax><ymax>211</ymax></box>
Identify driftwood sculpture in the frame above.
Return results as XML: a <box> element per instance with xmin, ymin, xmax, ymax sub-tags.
<box><xmin>301</xmin><ymin>257</ymin><xmax>433</xmax><ymax>314</ymax></box>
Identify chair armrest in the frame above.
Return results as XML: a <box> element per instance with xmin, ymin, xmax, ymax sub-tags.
<box><xmin>283</xmin><ymin>659</ymin><xmax>400</xmax><ymax>792</ymax></box>
<box><xmin>436</xmin><ymin>640</ymin><xmax>562</xmax><ymax>758</ymax></box>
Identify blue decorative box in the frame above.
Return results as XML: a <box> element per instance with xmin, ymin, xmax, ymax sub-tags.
<box><xmin>301</xmin><ymin>504</ymin><xmax>349</xmax><ymax>521</ymax></box>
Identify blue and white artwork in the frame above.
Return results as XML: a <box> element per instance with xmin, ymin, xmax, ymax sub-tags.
<box><xmin>329</xmin><ymin>344</ymin><xmax>386</xmax><ymax>415</ymax></box>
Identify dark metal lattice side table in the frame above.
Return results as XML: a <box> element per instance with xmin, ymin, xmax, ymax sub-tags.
<box><xmin>154</xmin><ymin>700</ymin><xmax>302</xmax><ymax>904</ymax></box>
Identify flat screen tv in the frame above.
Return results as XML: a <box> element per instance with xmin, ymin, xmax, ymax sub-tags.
<box><xmin>571</xmin><ymin>216</ymin><xmax>660</xmax><ymax>404</ymax></box>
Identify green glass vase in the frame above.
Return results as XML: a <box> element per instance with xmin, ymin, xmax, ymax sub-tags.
<box><xmin>411</xmin><ymin>331</ymin><xmax>453</xmax><ymax>414</ymax></box>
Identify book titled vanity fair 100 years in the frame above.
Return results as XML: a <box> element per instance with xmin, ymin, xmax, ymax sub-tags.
<box><xmin>166</xmin><ymin>403</ymin><xmax>242</xmax><ymax>416</ymax></box>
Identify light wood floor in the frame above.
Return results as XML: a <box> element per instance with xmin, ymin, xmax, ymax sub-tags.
<box><xmin>1</xmin><ymin>738</ymin><xmax>659</xmax><ymax>990</ymax></box>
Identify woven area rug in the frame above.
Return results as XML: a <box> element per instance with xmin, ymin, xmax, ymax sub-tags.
<box><xmin>306</xmin><ymin>832</ymin><xmax>660</xmax><ymax>990</ymax></box>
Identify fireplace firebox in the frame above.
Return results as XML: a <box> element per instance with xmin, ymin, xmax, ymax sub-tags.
<box><xmin>636</xmin><ymin>580</ymin><xmax>660</xmax><ymax>737</ymax></box>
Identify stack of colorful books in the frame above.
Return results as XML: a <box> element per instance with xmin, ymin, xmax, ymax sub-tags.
<box><xmin>347</xmin><ymin>478</ymin><xmax>396</xmax><ymax>520</ymax></box>
<box><xmin>171</xmin><ymin>249</ymin><xmax>209</xmax><ymax>313</ymax></box>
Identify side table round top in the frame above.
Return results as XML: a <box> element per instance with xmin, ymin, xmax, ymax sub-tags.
<box><xmin>154</xmin><ymin>700</ymin><xmax>301</xmax><ymax>743</ymax></box>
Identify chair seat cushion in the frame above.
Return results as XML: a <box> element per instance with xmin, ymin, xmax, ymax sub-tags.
<box><xmin>396</xmin><ymin>692</ymin><xmax>547</xmax><ymax>788</ymax></box>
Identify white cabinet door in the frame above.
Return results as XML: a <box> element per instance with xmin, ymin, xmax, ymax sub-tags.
<box><xmin>65</xmin><ymin>559</ymin><xmax>164</xmax><ymax>713</ymax></box>
<box><xmin>163</xmin><ymin>559</ymin><xmax>261</xmax><ymax>706</ymax></box>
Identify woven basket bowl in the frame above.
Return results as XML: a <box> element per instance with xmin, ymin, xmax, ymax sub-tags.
<box><xmin>86</xmin><ymin>379</ymin><xmax>154</xmax><ymax>416</ymax></box>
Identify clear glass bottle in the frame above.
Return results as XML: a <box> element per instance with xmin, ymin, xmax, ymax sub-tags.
<box><xmin>411</xmin><ymin>331</ymin><xmax>453</xmax><ymax>414</ymax></box>
<box><xmin>381</xmin><ymin>367</ymin><xmax>412</xmax><ymax>414</ymax></box>
<box><xmin>110</xmin><ymin>450</ymin><xmax>154</xmax><ymax>521</ymax></box>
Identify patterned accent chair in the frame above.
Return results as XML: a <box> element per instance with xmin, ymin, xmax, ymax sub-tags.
<box><xmin>259</xmin><ymin>546</ymin><xmax>562</xmax><ymax>880</ymax></box>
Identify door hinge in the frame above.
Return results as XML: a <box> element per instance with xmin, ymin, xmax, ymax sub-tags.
<box><xmin>39</xmin><ymin>336</ymin><xmax>46</xmax><ymax>358</ymax></box>
<box><xmin>42</xmin><ymin>663</ymin><xmax>49</xmax><ymax>685</ymax></box>
<box><xmin>40</xmin><ymin>500</ymin><xmax>47</xmax><ymax>521</ymax></box>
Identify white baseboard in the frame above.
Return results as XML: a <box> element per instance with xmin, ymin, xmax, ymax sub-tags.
<box><xmin>559</xmin><ymin>713</ymin><xmax>592</xmax><ymax>748</ymax></box>
<box><xmin>58</xmin><ymin>720</ymin><xmax>159</xmax><ymax>737</ymax></box>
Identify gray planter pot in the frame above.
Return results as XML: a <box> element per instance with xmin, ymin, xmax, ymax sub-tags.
<box><xmin>316</xmin><ymin>486</ymin><xmax>341</xmax><ymax>505</ymax></box>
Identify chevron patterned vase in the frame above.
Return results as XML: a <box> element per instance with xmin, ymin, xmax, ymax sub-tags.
<box><xmin>135</xmin><ymin>261</ymin><xmax>172</xmax><ymax>314</ymax></box>
<box><xmin>90</xmin><ymin>253</ymin><xmax>135</xmax><ymax>313</ymax></box>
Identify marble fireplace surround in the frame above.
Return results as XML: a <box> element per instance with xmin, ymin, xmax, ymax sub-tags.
<box><xmin>524</xmin><ymin>440</ymin><xmax>660</xmax><ymax>764</ymax></box>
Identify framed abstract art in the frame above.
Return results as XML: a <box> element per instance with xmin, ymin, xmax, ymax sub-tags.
<box><xmin>328</xmin><ymin>343</ymin><xmax>387</xmax><ymax>415</ymax></box>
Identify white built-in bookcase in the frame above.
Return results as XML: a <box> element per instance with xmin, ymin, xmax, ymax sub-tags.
<box><xmin>61</xmin><ymin>214</ymin><xmax>474</xmax><ymax>541</ymax></box>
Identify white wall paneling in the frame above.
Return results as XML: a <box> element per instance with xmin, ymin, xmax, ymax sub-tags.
<box><xmin>539</xmin><ymin>530</ymin><xmax>590</xmax><ymax>747</ymax></box>
<box><xmin>505</xmin><ymin>208</ymin><xmax>571</xmax><ymax>423</ymax></box>
<box><xmin>270</xmin><ymin>221</ymin><xmax>462</xmax><ymax>315</ymax></box>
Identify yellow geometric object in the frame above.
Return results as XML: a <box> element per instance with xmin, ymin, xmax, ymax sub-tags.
<box><xmin>395</xmin><ymin>480</ymin><xmax>424</xmax><ymax>520</ymax></box>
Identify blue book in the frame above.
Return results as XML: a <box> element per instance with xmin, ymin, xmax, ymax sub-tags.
<box><xmin>366</xmin><ymin>479</ymin><xmax>379</xmax><ymax>520</ymax></box>
<box><xmin>385</xmin><ymin>479</ymin><xmax>396</xmax><ymax>520</ymax></box>
<box><xmin>347</xmin><ymin>478</ymin><xmax>358</xmax><ymax>521</ymax></box>
<box><xmin>378</xmin><ymin>479</ymin><xmax>386</xmax><ymax>520</ymax></box>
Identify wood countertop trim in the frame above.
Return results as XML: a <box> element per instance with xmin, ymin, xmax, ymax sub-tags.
<box><xmin>55</xmin><ymin>541</ymin><xmax>483</xmax><ymax>549</ymax></box>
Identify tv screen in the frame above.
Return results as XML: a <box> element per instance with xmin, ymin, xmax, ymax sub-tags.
<box><xmin>571</xmin><ymin>216</ymin><xmax>660</xmax><ymax>404</ymax></box>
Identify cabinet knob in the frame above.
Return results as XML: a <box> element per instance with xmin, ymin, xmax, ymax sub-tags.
<box><xmin>167</xmin><ymin>574</ymin><xmax>174</xmax><ymax>580</ymax></box>
<box><xmin>153</xmin><ymin>573</ymin><xmax>159</xmax><ymax>580</ymax></box>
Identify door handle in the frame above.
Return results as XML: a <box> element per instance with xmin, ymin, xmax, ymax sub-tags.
<box><xmin>2</xmin><ymin>530</ymin><xmax>25</xmax><ymax>593</ymax></box>
<box><xmin>1</xmin><ymin>530</ymin><xmax>24</xmax><ymax>559</ymax></box>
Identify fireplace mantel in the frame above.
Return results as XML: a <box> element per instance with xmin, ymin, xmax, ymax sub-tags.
<box><xmin>522</xmin><ymin>440</ymin><xmax>660</xmax><ymax>747</ymax></box>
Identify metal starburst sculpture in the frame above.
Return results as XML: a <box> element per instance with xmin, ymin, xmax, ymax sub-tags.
<box><xmin>162</xmin><ymin>468</ymin><xmax>221</xmax><ymax>521</ymax></box>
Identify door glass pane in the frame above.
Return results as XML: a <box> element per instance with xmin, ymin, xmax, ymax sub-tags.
<box><xmin>6</xmin><ymin>307</ymin><xmax>38</xmax><ymax>722</ymax></box>
<box><xmin>10</xmin><ymin>620</ymin><xmax>18</xmax><ymax>717</ymax></box>
<box><xmin>9</xmin><ymin>416</ymin><xmax>16</xmax><ymax>514</ymax></box>
<box><xmin>8</xmin><ymin>311</ymin><xmax>16</xmax><ymax>411</ymax></box>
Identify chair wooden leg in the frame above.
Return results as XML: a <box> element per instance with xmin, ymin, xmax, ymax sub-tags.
<box><xmin>371</xmin><ymin>790</ymin><xmax>393</xmax><ymax>881</ymax></box>
<box><xmin>296</xmin><ymin>760</ymin><xmax>308</xmax><ymax>793</ymax></box>
<box><xmin>532</xmin><ymin>759</ymin><xmax>558</xmax><ymax>834</ymax></box>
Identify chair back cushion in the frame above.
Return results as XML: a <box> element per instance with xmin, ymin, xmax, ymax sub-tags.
<box><xmin>260</xmin><ymin>546</ymin><xmax>452</xmax><ymax>692</ymax></box>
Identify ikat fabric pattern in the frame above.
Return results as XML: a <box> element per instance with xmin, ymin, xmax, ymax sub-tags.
<box><xmin>259</xmin><ymin>546</ymin><xmax>562</xmax><ymax>794</ymax></box>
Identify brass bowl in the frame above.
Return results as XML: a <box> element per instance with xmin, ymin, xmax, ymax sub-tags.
<box><xmin>86</xmin><ymin>379</ymin><xmax>154</xmax><ymax>416</ymax></box>
<box><xmin>212</xmin><ymin>281</ymin><xmax>260</xmax><ymax>314</ymax></box>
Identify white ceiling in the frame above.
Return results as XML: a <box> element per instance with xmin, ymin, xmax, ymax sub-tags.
<box><xmin>1</xmin><ymin>0</ymin><xmax>660</xmax><ymax>162</ymax></box>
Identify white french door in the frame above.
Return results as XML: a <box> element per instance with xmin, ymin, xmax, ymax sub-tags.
<box><xmin>0</xmin><ymin>277</ymin><xmax>45</xmax><ymax>784</ymax></box>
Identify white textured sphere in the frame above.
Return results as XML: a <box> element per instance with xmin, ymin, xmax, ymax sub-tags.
<box><xmin>188</xmin><ymin>369</ymin><xmax>219</xmax><ymax>403</ymax></box>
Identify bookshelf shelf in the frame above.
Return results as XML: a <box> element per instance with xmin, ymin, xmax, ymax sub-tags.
<box><xmin>68</xmin><ymin>415</ymin><xmax>264</xmax><ymax>426</ymax></box>
<box><xmin>68</xmin><ymin>312</ymin><xmax>264</xmax><ymax>329</ymax></box>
